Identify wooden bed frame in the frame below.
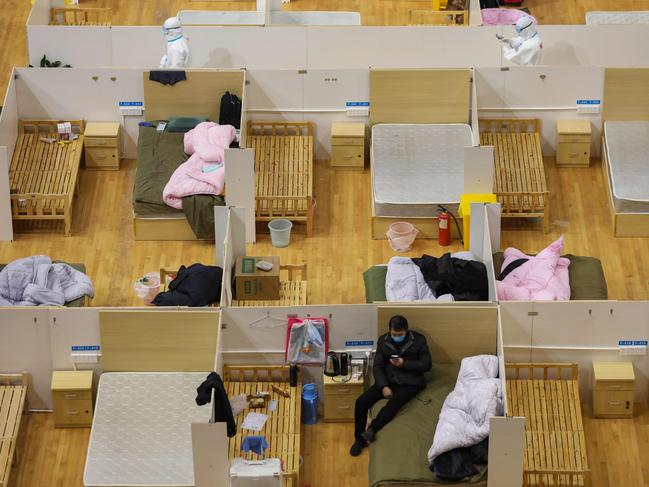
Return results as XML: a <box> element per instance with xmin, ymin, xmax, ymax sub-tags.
<box><xmin>247</xmin><ymin>121</ymin><xmax>314</xmax><ymax>237</ymax></box>
<box><xmin>223</xmin><ymin>365</ymin><xmax>301</xmax><ymax>487</ymax></box>
<box><xmin>480</xmin><ymin>119</ymin><xmax>549</xmax><ymax>233</ymax></box>
<box><xmin>409</xmin><ymin>9</ymin><xmax>467</xmax><ymax>25</ymax></box>
<box><xmin>0</xmin><ymin>373</ymin><xmax>28</xmax><ymax>487</ymax></box>
<box><xmin>232</xmin><ymin>263</ymin><xmax>308</xmax><ymax>307</ymax></box>
<box><xmin>50</xmin><ymin>7</ymin><xmax>112</xmax><ymax>25</ymax></box>
<box><xmin>506</xmin><ymin>363</ymin><xmax>590</xmax><ymax>487</ymax></box>
<box><xmin>9</xmin><ymin>120</ymin><xmax>85</xmax><ymax>236</ymax></box>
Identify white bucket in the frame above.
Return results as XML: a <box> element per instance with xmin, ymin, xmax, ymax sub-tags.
<box><xmin>387</xmin><ymin>222</ymin><xmax>418</xmax><ymax>252</ymax></box>
<box><xmin>268</xmin><ymin>219</ymin><xmax>293</xmax><ymax>247</ymax></box>
<box><xmin>134</xmin><ymin>272</ymin><xmax>161</xmax><ymax>305</ymax></box>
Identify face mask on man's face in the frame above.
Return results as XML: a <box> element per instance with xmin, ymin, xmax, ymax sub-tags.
<box><xmin>392</xmin><ymin>334</ymin><xmax>406</xmax><ymax>343</ymax></box>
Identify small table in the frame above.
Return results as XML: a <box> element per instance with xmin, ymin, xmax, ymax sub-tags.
<box><xmin>323</xmin><ymin>373</ymin><xmax>364</xmax><ymax>422</ymax></box>
<box><xmin>51</xmin><ymin>370</ymin><xmax>94</xmax><ymax>427</ymax></box>
<box><xmin>84</xmin><ymin>122</ymin><xmax>121</xmax><ymax>170</ymax></box>
<box><xmin>592</xmin><ymin>362</ymin><xmax>635</xmax><ymax>418</ymax></box>
<box><xmin>556</xmin><ymin>119</ymin><xmax>591</xmax><ymax>167</ymax></box>
<box><xmin>331</xmin><ymin>122</ymin><xmax>365</xmax><ymax>169</ymax></box>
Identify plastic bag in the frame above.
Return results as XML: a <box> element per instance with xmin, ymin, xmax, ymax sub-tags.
<box><xmin>133</xmin><ymin>272</ymin><xmax>161</xmax><ymax>305</ymax></box>
<box><xmin>285</xmin><ymin>318</ymin><xmax>328</xmax><ymax>365</ymax></box>
<box><xmin>229</xmin><ymin>393</ymin><xmax>249</xmax><ymax>417</ymax></box>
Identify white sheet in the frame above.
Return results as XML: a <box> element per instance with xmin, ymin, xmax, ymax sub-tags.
<box><xmin>371</xmin><ymin>124</ymin><xmax>473</xmax><ymax>218</ymax></box>
<box><xmin>84</xmin><ymin>372</ymin><xmax>211</xmax><ymax>487</ymax></box>
<box><xmin>586</xmin><ymin>11</ymin><xmax>649</xmax><ymax>24</ymax></box>
<box><xmin>604</xmin><ymin>121</ymin><xmax>649</xmax><ymax>213</ymax></box>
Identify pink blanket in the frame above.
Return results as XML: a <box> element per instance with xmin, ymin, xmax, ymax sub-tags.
<box><xmin>481</xmin><ymin>8</ymin><xmax>537</xmax><ymax>26</ymax></box>
<box><xmin>496</xmin><ymin>237</ymin><xmax>571</xmax><ymax>301</ymax></box>
<box><xmin>163</xmin><ymin>122</ymin><xmax>236</xmax><ymax>209</ymax></box>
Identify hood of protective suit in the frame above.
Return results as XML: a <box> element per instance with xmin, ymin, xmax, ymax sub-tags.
<box><xmin>163</xmin><ymin>17</ymin><xmax>184</xmax><ymax>42</ymax></box>
<box><xmin>515</xmin><ymin>15</ymin><xmax>537</xmax><ymax>41</ymax></box>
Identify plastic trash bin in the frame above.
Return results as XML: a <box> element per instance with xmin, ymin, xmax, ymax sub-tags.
<box><xmin>387</xmin><ymin>222</ymin><xmax>418</xmax><ymax>252</ymax></box>
<box><xmin>268</xmin><ymin>219</ymin><xmax>293</xmax><ymax>248</ymax></box>
<box><xmin>301</xmin><ymin>383</ymin><xmax>318</xmax><ymax>424</ymax></box>
<box><xmin>134</xmin><ymin>272</ymin><xmax>161</xmax><ymax>305</ymax></box>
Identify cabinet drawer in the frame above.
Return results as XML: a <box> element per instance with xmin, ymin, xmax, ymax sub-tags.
<box><xmin>594</xmin><ymin>390</ymin><xmax>634</xmax><ymax>417</ymax></box>
<box><xmin>557</xmin><ymin>134</ymin><xmax>590</xmax><ymax>144</ymax></box>
<box><xmin>594</xmin><ymin>379</ymin><xmax>635</xmax><ymax>392</ymax></box>
<box><xmin>324</xmin><ymin>396</ymin><xmax>355</xmax><ymax>421</ymax></box>
<box><xmin>332</xmin><ymin>146</ymin><xmax>364</xmax><ymax>168</ymax></box>
<box><xmin>324</xmin><ymin>383</ymin><xmax>362</xmax><ymax>397</ymax></box>
<box><xmin>53</xmin><ymin>389</ymin><xmax>92</xmax><ymax>401</ymax></box>
<box><xmin>86</xmin><ymin>147</ymin><xmax>119</xmax><ymax>169</ymax></box>
<box><xmin>556</xmin><ymin>143</ymin><xmax>590</xmax><ymax>166</ymax></box>
<box><xmin>332</xmin><ymin>136</ymin><xmax>364</xmax><ymax>147</ymax></box>
<box><xmin>53</xmin><ymin>398</ymin><xmax>93</xmax><ymax>427</ymax></box>
<box><xmin>85</xmin><ymin>136</ymin><xmax>118</xmax><ymax>148</ymax></box>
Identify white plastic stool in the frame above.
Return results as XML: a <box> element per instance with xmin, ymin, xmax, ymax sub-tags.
<box><xmin>229</xmin><ymin>458</ymin><xmax>282</xmax><ymax>487</ymax></box>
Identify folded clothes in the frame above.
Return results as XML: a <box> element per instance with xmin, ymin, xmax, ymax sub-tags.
<box><xmin>242</xmin><ymin>436</ymin><xmax>269</xmax><ymax>456</ymax></box>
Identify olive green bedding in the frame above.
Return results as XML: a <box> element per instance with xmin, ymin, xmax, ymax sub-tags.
<box><xmin>0</xmin><ymin>262</ymin><xmax>88</xmax><ymax>307</ymax></box>
<box><xmin>369</xmin><ymin>363</ymin><xmax>487</xmax><ymax>487</ymax></box>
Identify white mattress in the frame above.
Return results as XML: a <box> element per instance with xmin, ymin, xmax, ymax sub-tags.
<box><xmin>84</xmin><ymin>372</ymin><xmax>211</xmax><ymax>487</ymax></box>
<box><xmin>604</xmin><ymin>121</ymin><xmax>649</xmax><ymax>214</ymax></box>
<box><xmin>178</xmin><ymin>10</ymin><xmax>265</xmax><ymax>25</ymax></box>
<box><xmin>586</xmin><ymin>11</ymin><xmax>649</xmax><ymax>24</ymax></box>
<box><xmin>270</xmin><ymin>11</ymin><xmax>361</xmax><ymax>25</ymax></box>
<box><xmin>371</xmin><ymin>124</ymin><xmax>473</xmax><ymax>217</ymax></box>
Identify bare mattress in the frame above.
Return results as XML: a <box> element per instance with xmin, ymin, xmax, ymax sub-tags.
<box><xmin>372</xmin><ymin>124</ymin><xmax>473</xmax><ymax>217</ymax></box>
<box><xmin>604</xmin><ymin>121</ymin><xmax>649</xmax><ymax>213</ymax></box>
<box><xmin>84</xmin><ymin>372</ymin><xmax>211</xmax><ymax>487</ymax></box>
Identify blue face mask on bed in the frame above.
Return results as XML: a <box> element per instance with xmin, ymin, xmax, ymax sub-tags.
<box><xmin>391</xmin><ymin>334</ymin><xmax>406</xmax><ymax>343</ymax></box>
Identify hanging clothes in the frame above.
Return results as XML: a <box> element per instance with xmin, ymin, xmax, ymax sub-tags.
<box><xmin>196</xmin><ymin>372</ymin><xmax>237</xmax><ymax>438</ymax></box>
<box><xmin>149</xmin><ymin>70</ymin><xmax>187</xmax><ymax>86</ymax></box>
<box><xmin>412</xmin><ymin>253</ymin><xmax>488</xmax><ymax>301</ymax></box>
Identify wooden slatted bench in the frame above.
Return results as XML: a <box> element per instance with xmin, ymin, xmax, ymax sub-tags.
<box><xmin>247</xmin><ymin>121</ymin><xmax>314</xmax><ymax>237</ymax></box>
<box><xmin>51</xmin><ymin>7</ymin><xmax>112</xmax><ymax>26</ymax></box>
<box><xmin>9</xmin><ymin>120</ymin><xmax>85</xmax><ymax>236</ymax></box>
<box><xmin>480</xmin><ymin>119</ymin><xmax>550</xmax><ymax>233</ymax></box>
<box><xmin>409</xmin><ymin>9</ymin><xmax>467</xmax><ymax>25</ymax></box>
<box><xmin>0</xmin><ymin>373</ymin><xmax>28</xmax><ymax>487</ymax></box>
<box><xmin>506</xmin><ymin>363</ymin><xmax>590</xmax><ymax>487</ymax></box>
<box><xmin>223</xmin><ymin>365</ymin><xmax>301</xmax><ymax>487</ymax></box>
<box><xmin>232</xmin><ymin>264</ymin><xmax>307</xmax><ymax>307</ymax></box>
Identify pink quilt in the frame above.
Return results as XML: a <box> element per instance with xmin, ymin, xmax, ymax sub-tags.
<box><xmin>496</xmin><ymin>237</ymin><xmax>571</xmax><ymax>301</ymax></box>
<box><xmin>481</xmin><ymin>8</ymin><xmax>537</xmax><ymax>26</ymax></box>
<box><xmin>163</xmin><ymin>122</ymin><xmax>236</xmax><ymax>209</ymax></box>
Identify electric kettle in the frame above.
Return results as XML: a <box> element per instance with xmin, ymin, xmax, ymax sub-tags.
<box><xmin>324</xmin><ymin>351</ymin><xmax>340</xmax><ymax>377</ymax></box>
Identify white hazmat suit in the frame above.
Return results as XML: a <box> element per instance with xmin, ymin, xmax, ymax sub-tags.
<box><xmin>497</xmin><ymin>15</ymin><xmax>542</xmax><ymax>66</ymax></box>
<box><xmin>160</xmin><ymin>17</ymin><xmax>191</xmax><ymax>69</ymax></box>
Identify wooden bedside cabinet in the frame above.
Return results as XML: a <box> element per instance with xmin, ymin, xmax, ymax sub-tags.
<box><xmin>556</xmin><ymin>119</ymin><xmax>591</xmax><ymax>167</ymax></box>
<box><xmin>593</xmin><ymin>362</ymin><xmax>635</xmax><ymax>418</ymax></box>
<box><xmin>85</xmin><ymin>122</ymin><xmax>121</xmax><ymax>170</ymax></box>
<box><xmin>331</xmin><ymin>122</ymin><xmax>365</xmax><ymax>169</ymax></box>
<box><xmin>51</xmin><ymin>370</ymin><xmax>94</xmax><ymax>427</ymax></box>
<box><xmin>323</xmin><ymin>374</ymin><xmax>364</xmax><ymax>422</ymax></box>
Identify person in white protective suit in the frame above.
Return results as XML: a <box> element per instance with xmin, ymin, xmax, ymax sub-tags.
<box><xmin>160</xmin><ymin>17</ymin><xmax>191</xmax><ymax>68</ymax></box>
<box><xmin>496</xmin><ymin>15</ymin><xmax>542</xmax><ymax>66</ymax></box>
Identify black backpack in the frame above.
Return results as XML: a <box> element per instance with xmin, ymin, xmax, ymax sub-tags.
<box><xmin>219</xmin><ymin>92</ymin><xmax>242</xmax><ymax>129</ymax></box>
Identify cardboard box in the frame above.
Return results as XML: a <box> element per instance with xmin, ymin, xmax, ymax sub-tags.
<box><xmin>235</xmin><ymin>256</ymin><xmax>280</xmax><ymax>301</ymax></box>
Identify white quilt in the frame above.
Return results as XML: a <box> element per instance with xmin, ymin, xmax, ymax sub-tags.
<box><xmin>427</xmin><ymin>355</ymin><xmax>503</xmax><ymax>465</ymax></box>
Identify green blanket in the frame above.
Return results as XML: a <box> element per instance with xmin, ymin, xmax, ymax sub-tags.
<box><xmin>0</xmin><ymin>262</ymin><xmax>87</xmax><ymax>307</ymax></box>
<box><xmin>134</xmin><ymin>125</ymin><xmax>225</xmax><ymax>239</ymax></box>
<box><xmin>369</xmin><ymin>363</ymin><xmax>486</xmax><ymax>487</ymax></box>
<box><xmin>492</xmin><ymin>252</ymin><xmax>608</xmax><ymax>300</ymax></box>
<box><xmin>363</xmin><ymin>265</ymin><xmax>387</xmax><ymax>303</ymax></box>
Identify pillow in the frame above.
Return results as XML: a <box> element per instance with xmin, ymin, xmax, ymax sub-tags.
<box><xmin>167</xmin><ymin>117</ymin><xmax>208</xmax><ymax>133</ymax></box>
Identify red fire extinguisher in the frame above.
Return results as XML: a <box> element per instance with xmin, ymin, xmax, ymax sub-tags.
<box><xmin>438</xmin><ymin>208</ymin><xmax>451</xmax><ymax>246</ymax></box>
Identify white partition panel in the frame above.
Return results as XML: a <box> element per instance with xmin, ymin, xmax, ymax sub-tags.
<box><xmin>224</xmin><ymin>149</ymin><xmax>256</xmax><ymax>243</ymax></box>
<box><xmin>0</xmin><ymin>148</ymin><xmax>13</xmax><ymax>241</ymax></box>
<box><xmin>27</xmin><ymin>26</ymin><xmax>112</xmax><ymax>67</ymax></box>
<box><xmin>111</xmin><ymin>27</ymin><xmax>163</xmax><ymax>69</ymax></box>
<box><xmin>192</xmin><ymin>422</ymin><xmax>229</xmax><ymax>487</ymax></box>
<box><xmin>306</xmin><ymin>26</ymin><xmax>503</xmax><ymax>69</ymax></box>
<box><xmin>0</xmin><ymin>73</ymin><xmax>19</xmax><ymax>156</ymax></box>
<box><xmin>27</xmin><ymin>0</ymin><xmax>51</xmax><ymax>26</ymax></box>
<box><xmin>0</xmin><ymin>309</ymin><xmax>53</xmax><ymax>409</ymax></box>
<box><xmin>49</xmin><ymin>308</ymin><xmax>101</xmax><ymax>371</ymax></box>
<box><xmin>247</xmin><ymin>70</ymin><xmax>304</xmax><ymax>111</ymax></box>
<box><xmin>487</xmin><ymin>416</ymin><xmax>525</xmax><ymax>487</ymax></box>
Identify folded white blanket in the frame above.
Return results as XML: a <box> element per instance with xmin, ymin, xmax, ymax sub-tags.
<box><xmin>427</xmin><ymin>355</ymin><xmax>503</xmax><ymax>465</ymax></box>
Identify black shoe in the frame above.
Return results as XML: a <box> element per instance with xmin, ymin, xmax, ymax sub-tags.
<box><xmin>361</xmin><ymin>427</ymin><xmax>376</xmax><ymax>443</ymax></box>
<box><xmin>350</xmin><ymin>440</ymin><xmax>365</xmax><ymax>456</ymax></box>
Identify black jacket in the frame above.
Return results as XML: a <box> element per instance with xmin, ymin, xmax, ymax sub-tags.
<box><xmin>373</xmin><ymin>330</ymin><xmax>432</xmax><ymax>389</ymax></box>
<box><xmin>152</xmin><ymin>264</ymin><xmax>222</xmax><ymax>307</ymax></box>
<box><xmin>413</xmin><ymin>253</ymin><xmax>488</xmax><ymax>301</ymax></box>
<box><xmin>196</xmin><ymin>372</ymin><xmax>237</xmax><ymax>438</ymax></box>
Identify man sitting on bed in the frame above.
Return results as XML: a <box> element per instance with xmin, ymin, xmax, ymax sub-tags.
<box><xmin>350</xmin><ymin>314</ymin><xmax>432</xmax><ymax>456</ymax></box>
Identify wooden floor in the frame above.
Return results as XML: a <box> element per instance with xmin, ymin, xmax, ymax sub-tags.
<box><xmin>9</xmin><ymin>404</ymin><xmax>648</xmax><ymax>487</ymax></box>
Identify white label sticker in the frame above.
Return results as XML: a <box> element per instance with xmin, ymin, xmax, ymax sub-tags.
<box><xmin>439</xmin><ymin>220</ymin><xmax>448</xmax><ymax>229</ymax></box>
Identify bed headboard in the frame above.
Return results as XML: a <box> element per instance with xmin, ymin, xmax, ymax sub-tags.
<box><xmin>99</xmin><ymin>310</ymin><xmax>219</xmax><ymax>372</ymax></box>
<box><xmin>144</xmin><ymin>69</ymin><xmax>245</xmax><ymax>122</ymax></box>
<box><xmin>377</xmin><ymin>305</ymin><xmax>498</xmax><ymax>364</ymax></box>
<box><xmin>369</xmin><ymin>69</ymin><xmax>471</xmax><ymax>126</ymax></box>
<box><xmin>603</xmin><ymin>68</ymin><xmax>649</xmax><ymax>122</ymax></box>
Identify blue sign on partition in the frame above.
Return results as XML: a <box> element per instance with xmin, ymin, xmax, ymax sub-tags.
<box><xmin>576</xmin><ymin>99</ymin><xmax>601</xmax><ymax>105</ymax></box>
<box><xmin>619</xmin><ymin>340</ymin><xmax>633</xmax><ymax>346</ymax></box>
<box><xmin>345</xmin><ymin>340</ymin><xmax>374</xmax><ymax>347</ymax></box>
<box><xmin>119</xmin><ymin>101</ymin><xmax>144</xmax><ymax>107</ymax></box>
<box><xmin>71</xmin><ymin>345</ymin><xmax>101</xmax><ymax>352</ymax></box>
<box><xmin>633</xmin><ymin>340</ymin><xmax>648</xmax><ymax>346</ymax></box>
<box><xmin>346</xmin><ymin>102</ymin><xmax>370</xmax><ymax>107</ymax></box>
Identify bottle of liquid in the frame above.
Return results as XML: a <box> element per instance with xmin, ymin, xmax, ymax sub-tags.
<box><xmin>290</xmin><ymin>364</ymin><xmax>298</xmax><ymax>387</ymax></box>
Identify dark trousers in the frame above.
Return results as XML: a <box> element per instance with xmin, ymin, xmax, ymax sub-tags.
<box><xmin>354</xmin><ymin>383</ymin><xmax>421</xmax><ymax>441</ymax></box>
